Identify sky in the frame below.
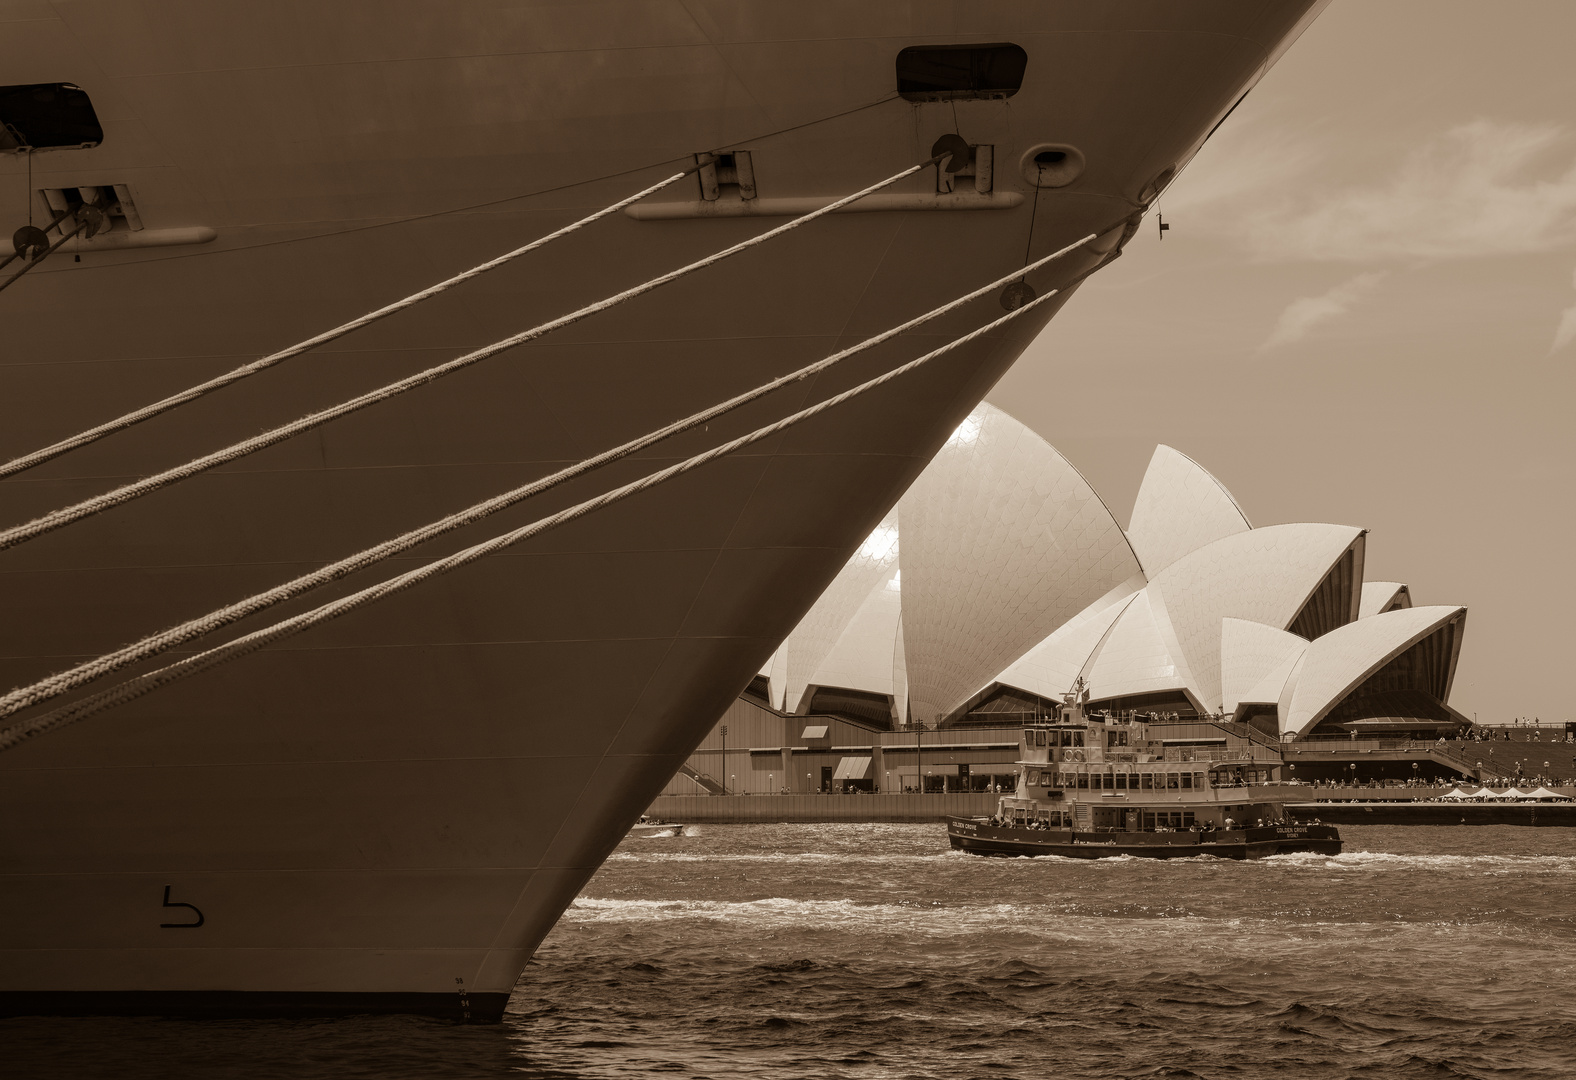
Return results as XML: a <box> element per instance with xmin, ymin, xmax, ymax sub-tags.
<box><xmin>990</xmin><ymin>1</ymin><xmax>1576</xmax><ymax>725</ymax></box>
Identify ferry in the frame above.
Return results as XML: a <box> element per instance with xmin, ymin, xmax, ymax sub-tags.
<box><xmin>1</xmin><ymin>3</ymin><xmax>1330</xmax><ymax>1018</ymax></box>
<box><xmin>947</xmin><ymin>680</ymin><xmax>1343</xmax><ymax>859</ymax></box>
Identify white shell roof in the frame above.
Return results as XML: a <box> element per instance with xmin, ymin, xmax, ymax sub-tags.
<box><xmin>804</xmin><ymin>565</ymin><xmax>903</xmax><ymax>698</ymax></box>
<box><xmin>1148</xmin><ymin>522</ymin><xmax>1367</xmax><ymax>713</ymax></box>
<box><xmin>780</xmin><ymin>510</ymin><xmax>899</xmax><ymax>712</ymax></box>
<box><xmin>760</xmin><ymin>423</ymin><xmax>1465</xmax><ymax>738</ymax></box>
<box><xmin>1278</xmin><ymin>605</ymin><xmax>1467</xmax><ymax>739</ymax></box>
<box><xmin>757</xmin><ymin>641</ymin><xmax>789</xmax><ymax>710</ymax></box>
<box><xmin>991</xmin><ymin>582</ymin><xmax>1142</xmax><ymax>700</ymax></box>
<box><xmin>1359</xmin><ymin>581</ymin><xmax>1412</xmax><ymax>618</ymax></box>
<box><xmin>1219</xmin><ymin>618</ymin><xmax>1309</xmax><ymax>713</ymax></box>
<box><xmin>895</xmin><ymin>404</ymin><xmax>1142</xmax><ymax>724</ymax></box>
<box><xmin>1079</xmin><ymin>587</ymin><xmax>1196</xmax><ymax>705</ymax></box>
<box><xmin>1125</xmin><ymin>445</ymin><xmax>1251</xmax><ymax>578</ymax></box>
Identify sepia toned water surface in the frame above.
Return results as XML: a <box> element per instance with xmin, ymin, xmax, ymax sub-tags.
<box><xmin>7</xmin><ymin>824</ymin><xmax>1575</xmax><ymax>1078</ymax></box>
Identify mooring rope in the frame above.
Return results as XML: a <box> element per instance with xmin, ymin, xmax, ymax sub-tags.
<box><xmin>0</xmin><ymin>169</ymin><xmax>696</xmax><ymax>482</ymax></box>
<box><xmin>0</xmin><ymin>280</ymin><xmax>1072</xmax><ymax>753</ymax></box>
<box><xmin>0</xmin><ymin>230</ymin><xmax>1116</xmax><ymax>725</ymax></box>
<box><xmin>0</xmin><ymin>160</ymin><xmax>933</xmax><ymax>552</ymax></box>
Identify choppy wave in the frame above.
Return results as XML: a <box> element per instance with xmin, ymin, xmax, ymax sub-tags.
<box><xmin>606</xmin><ymin>846</ymin><xmax>1576</xmax><ymax>873</ymax></box>
<box><xmin>605</xmin><ymin>850</ymin><xmax>962</xmax><ymax>864</ymax></box>
<box><xmin>1264</xmin><ymin>849</ymin><xmax>1576</xmax><ymax>872</ymax></box>
<box><xmin>561</xmin><ymin>895</ymin><xmax>1567</xmax><ymax>953</ymax></box>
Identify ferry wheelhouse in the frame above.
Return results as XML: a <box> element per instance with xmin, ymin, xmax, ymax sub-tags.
<box><xmin>947</xmin><ymin>680</ymin><xmax>1341</xmax><ymax>859</ymax></box>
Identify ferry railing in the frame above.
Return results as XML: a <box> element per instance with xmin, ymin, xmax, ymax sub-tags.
<box><xmin>1158</xmin><ymin>747</ymin><xmax>1257</xmax><ymax>764</ymax></box>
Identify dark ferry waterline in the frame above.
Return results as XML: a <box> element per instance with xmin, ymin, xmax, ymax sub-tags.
<box><xmin>947</xmin><ymin>678</ymin><xmax>1343</xmax><ymax>859</ymax></box>
<box><xmin>949</xmin><ymin>817</ymin><xmax>1342</xmax><ymax>859</ymax></box>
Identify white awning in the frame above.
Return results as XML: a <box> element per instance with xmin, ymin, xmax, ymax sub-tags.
<box><xmin>801</xmin><ymin>725</ymin><xmax>829</xmax><ymax>740</ymax></box>
<box><xmin>832</xmin><ymin>756</ymin><xmax>872</xmax><ymax>781</ymax></box>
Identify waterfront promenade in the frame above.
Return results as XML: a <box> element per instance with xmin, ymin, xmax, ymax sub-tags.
<box><xmin>650</xmin><ymin>782</ymin><xmax>1576</xmax><ymax>826</ymax></box>
<box><xmin>647</xmin><ymin>792</ymin><xmax>998</xmax><ymax>823</ymax></box>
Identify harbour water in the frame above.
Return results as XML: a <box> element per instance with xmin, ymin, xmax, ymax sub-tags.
<box><xmin>7</xmin><ymin>824</ymin><xmax>1575</xmax><ymax>1078</ymax></box>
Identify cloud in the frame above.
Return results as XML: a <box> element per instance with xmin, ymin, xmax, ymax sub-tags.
<box><xmin>1262</xmin><ymin>272</ymin><xmax>1386</xmax><ymax>350</ymax></box>
<box><xmin>1170</xmin><ymin>119</ymin><xmax>1576</xmax><ymax>262</ymax></box>
<box><xmin>1553</xmin><ymin>267</ymin><xmax>1576</xmax><ymax>354</ymax></box>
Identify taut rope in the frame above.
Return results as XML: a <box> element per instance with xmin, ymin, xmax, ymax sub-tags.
<box><xmin>0</xmin><ymin>170</ymin><xmax>693</xmax><ymax>481</ymax></box>
<box><xmin>0</xmin><ymin>280</ymin><xmax>1077</xmax><ymax>753</ymax></box>
<box><xmin>0</xmin><ymin>160</ymin><xmax>931</xmax><ymax>551</ymax></box>
<box><xmin>0</xmin><ymin>231</ymin><xmax>1115</xmax><ymax>725</ymax></box>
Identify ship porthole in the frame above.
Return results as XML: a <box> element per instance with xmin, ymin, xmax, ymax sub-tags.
<box><xmin>1020</xmin><ymin>144</ymin><xmax>1085</xmax><ymax>188</ymax></box>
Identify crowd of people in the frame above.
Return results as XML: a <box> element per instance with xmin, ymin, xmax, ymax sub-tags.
<box><xmin>1461</xmin><ymin>725</ymin><xmax>1574</xmax><ymax>743</ymax></box>
<box><xmin>986</xmin><ymin>815</ymin><xmax>1307</xmax><ymax>833</ymax></box>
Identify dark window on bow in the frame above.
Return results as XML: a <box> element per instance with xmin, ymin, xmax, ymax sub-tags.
<box><xmin>896</xmin><ymin>44</ymin><xmax>1028</xmax><ymax>102</ymax></box>
<box><xmin>0</xmin><ymin>83</ymin><xmax>103</xmax><ymax>151</ymax></box>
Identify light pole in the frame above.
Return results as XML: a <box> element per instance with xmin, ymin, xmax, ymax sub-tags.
<box><xmin>719</xmin><ymin>723</ymin><xmax>727</xmax><ymax>794</ymax></box>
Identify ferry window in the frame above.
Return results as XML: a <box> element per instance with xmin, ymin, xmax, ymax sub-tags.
<box><xmin>1195</xmin><ymin>772</ymin><xmax>1207</xmax><ymax>789</ymax></box>
<box><xmin>1114</xmin><ymin>772</ymin><xmax>1127</xmax><ymax>790</ymax></box>
<box><xmin>1183</xmin><ymin>812</ymin><xmax>1196</xmax><ymax>827</ymax></box>
<box><xmin>1073</xmin><ymin>731</ymin><xmax>1084</xmax><ymax>747</ymax></box>
<box><xmin>0</xmin><ymin>83</ymin><xmax>103</xmax><ymax>150</ymax></box>
<box><xmin>1140</xmin><ymin>773</ymin><xmax>1152</xmax><ymax>791</ymax></box>
<box><xmin>896</xmin><ymin>44</ymin><xmax>1028</xmax><ymax>102</ymax></box>
<box><xmin>1181</xmin><ymin>773</ymin><xmax>1193</xmax><ymax>790</ymax></box>
<box><xmin>1166</xmin><ymin>773</ymin><xmax>1179</xmax><ymax>790</ymax></box>
<box><xmin>1076</xmin><ymin>773</ymin><xmax>1089</xmax><ymax>790</ymax></box>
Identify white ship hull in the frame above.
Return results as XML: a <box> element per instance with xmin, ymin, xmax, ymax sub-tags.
<box><xmin>0</xmin><ymin>2</ymin><xmax>1324</xmax><ymax>1017</ymax></box>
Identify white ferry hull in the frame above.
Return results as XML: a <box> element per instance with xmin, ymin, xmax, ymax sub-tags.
<box><xmin>0</xmin><ymin>2</ymin><xmax>1325</xmax><ymax>1016</ymax></box>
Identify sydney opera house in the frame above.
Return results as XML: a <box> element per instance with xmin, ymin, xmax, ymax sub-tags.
<box><xmin>660</xmin><ymin>403</ymin><xmax>1471</xmax><ymax>797</ymax></box>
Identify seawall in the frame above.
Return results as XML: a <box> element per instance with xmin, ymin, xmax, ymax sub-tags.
<box><xmin>646</xmin><ymin>792</ymin><xmax>998</xmax><ymax>823</ymax></box>
<box><xmin>1291</xmin><ymin>802</ymin><xmax>1576</xmax><ymax>826</ymax></box>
